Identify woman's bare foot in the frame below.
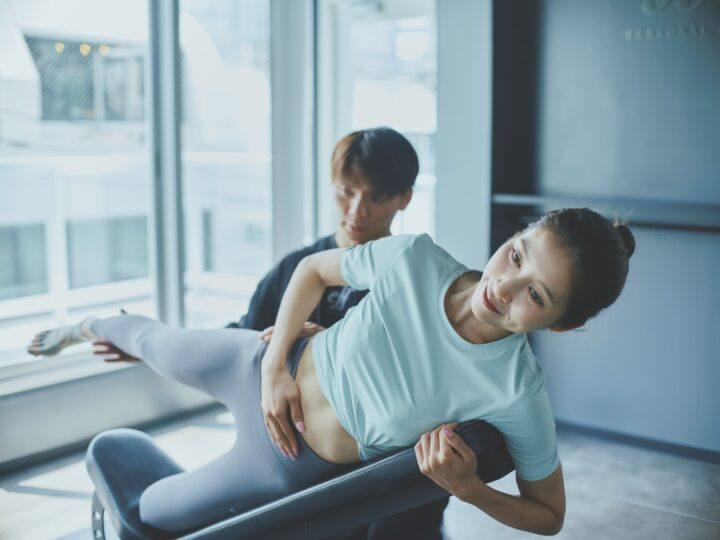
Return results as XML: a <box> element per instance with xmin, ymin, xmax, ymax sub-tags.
<box><xmin>27</xmin><ymin>316</ymin><xmax>97</xmax><ymax>356</ymax></box>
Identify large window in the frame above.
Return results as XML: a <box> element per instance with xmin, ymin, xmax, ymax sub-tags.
<box><xmin>25</xmin><ymin>36</ymin><xmax>144</xmax><ymax>122</ymax></box>
<box><xmin>318</xmin><ymin>0</ymin><xmax>437</xmax><ymax>236</ymax></box>
<box><xmin>179</xmin><ymin>0</ymin><xmax>272</xmax><ymax>329</ymax></box>
<box><xmin>0</xmin><ymin>0</ymin><xmax>155</xmax><ymax>368</ymax></box>
<box><xmin>0</xmin><ymin>224</ymin><xmax>48</xmax><ymax>300</ymax></box>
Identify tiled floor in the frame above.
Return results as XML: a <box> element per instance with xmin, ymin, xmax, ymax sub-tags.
<box><xmin>1</xmin><ymin>407</ymin><xmax>718</xmax><ymax>540</ymax></box>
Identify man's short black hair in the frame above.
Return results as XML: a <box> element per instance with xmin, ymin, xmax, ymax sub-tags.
<box><xmin>331</xmin><ymin>127</ymin><xmax>419</xmax><ymax>196</ymax></box>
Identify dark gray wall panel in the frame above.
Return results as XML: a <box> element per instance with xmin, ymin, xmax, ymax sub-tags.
<box><xmin>536</xmin><ymin>0</ymin><xmax>720</xmax><ymax>201</ymax></box>
<box><xmin>532</xmin><ymin>228</ymin><xmax>720</xmax><ymax>452</ymax></box>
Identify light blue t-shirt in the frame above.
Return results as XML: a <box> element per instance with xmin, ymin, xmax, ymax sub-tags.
<box><xmin>311</xmin><ymin>234</ymin><xmax>560</xmax><ymax>481</ymax></box>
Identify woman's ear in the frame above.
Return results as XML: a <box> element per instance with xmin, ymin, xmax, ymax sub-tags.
<box><xmin>550</xmin><ymin>322</ymin><xmax>583</xmax><ymax>333</ymax></box>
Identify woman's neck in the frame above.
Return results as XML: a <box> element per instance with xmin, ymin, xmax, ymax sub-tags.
<box><xmin>445</xmin><ymin>272</ymin><xmax>513</xmax><ymax>344</ymax></box>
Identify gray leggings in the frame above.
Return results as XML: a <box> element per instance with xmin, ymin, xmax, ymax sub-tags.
<box><xmin>91</xmin><ymin>315</ymin><xmax>348</xmax><ymax>532</ymax></box>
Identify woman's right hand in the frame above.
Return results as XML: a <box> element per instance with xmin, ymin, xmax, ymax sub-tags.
<box><xmin>260</xmin><ymin>358</ymin><xmax>304</xmax><ymax>459</ymax></box>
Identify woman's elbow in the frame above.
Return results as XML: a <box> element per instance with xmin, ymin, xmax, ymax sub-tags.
<box><xmin>546</xmin><ymin>511</ymin><xmax>564</xmax><ymax>536</ymax></box>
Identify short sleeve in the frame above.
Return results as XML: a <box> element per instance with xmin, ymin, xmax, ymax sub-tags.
<box><xmin>340</xmin><ymin>234</ymin><xmax>421</xmax><ymax>291</ymax></box>
<box><xmin>492</xmin><ymin>389</ymin><xmax>561</xmax><ymax>481</ymax></box>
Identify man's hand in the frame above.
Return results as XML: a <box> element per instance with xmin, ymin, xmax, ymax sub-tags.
<box><xmin>259</xmin><ymin>321</ymin><xmax>325</xmax><ymax>344</ymax></box>
<box><xmin>415</xmin><ymin>422</ymin><xmax>480</xmax><ymax>497</ymax></box>
<box><xmin>92</xmin><ymin>339</ymin><xmax>142</xmax><ymax>363</ymax></box>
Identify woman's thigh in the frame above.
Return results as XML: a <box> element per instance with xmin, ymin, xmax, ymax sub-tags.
<box><xmin>94</xmin><ymin>315</ymin><xmax>265</xmax><ymax>406</ymax></box>
<box><xmin>139</xmin><ymin>439</ymin><xmax>292</xmax><ymax>532</ymax></box>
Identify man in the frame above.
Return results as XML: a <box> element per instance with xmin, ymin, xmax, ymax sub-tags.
<box><xmin>229</xmin><ymin>127</ymin><xmax>448</xmax><ymax>540</ymax></box>
<box><xmin>97</xmin><ymin>127</ymin><xmax>448</xmax><ymax>539</ymax></box>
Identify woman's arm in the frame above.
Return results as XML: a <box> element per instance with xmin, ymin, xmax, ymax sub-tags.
<box><xmin>261</xmin><ymin>248</ymin><xmax>347</xmax><ymax>367</ymax></box>
<box><xmin>458</xmin><ymin>466</ymin><xmax>565</xmax><ymax>535</ymax></box>
<box><xmin>415</xmin><ymin>424</ymin><xmax>565</xmax><ymax>536</ymax></box>
<box><xmin>260</xmin><ymin>248</ymin><xmax>347</xmax><ymax>458</ymax></box>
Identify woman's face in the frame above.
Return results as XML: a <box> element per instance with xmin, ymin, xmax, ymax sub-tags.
<box><xmin>333</xmin><ymin>174</ymin><xmax>412</xmax><ymax>246</ymax></box>
<box><xmin>471</xmin><ymin>226</ymin><xmax>575</xmax><ymax>334</ymax></box>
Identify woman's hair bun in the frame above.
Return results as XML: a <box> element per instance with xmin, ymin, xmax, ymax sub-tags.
<box><xmin>614</xmin><ymin>223</ymin><xmax>636</xmax><ymax>259</ymax></box>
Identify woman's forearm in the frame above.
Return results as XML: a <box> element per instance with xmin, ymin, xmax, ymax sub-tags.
<box><xmin>263</xmin><ymin>257</ymin><xmax>325</xmax><ymax>370</ymax></box>
<box><xmin>456</xmin><ymin>477</ymin><xmax>563</xmax><ymax>536</ymax></box>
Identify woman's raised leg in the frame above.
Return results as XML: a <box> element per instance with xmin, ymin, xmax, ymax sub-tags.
<box><xmin>90</xmin><ymin>315</ymin><xmax>265</xmax><ymax>405</ymax></box>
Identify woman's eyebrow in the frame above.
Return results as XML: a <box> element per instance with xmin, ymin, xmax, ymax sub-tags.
<box><xmin>519</xmin><ymin>238</ymin><xmax>556</xmax><ymax>305</ymax></box>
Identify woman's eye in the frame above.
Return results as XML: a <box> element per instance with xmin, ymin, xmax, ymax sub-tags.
<box><xmin>511</xmin><ymin>249</ymin><xmax>521</xmax><ymax>266</ymax></box>
<box><xmin>529</xmin><ymin>288</ymin><xmax>544</xmax><ymax>307</ymax></box>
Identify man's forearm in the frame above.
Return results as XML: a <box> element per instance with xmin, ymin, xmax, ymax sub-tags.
<box><xmin>456</xmin><ymin>477</ymin><xmax>562</xmax><ymax>536</ymax></box>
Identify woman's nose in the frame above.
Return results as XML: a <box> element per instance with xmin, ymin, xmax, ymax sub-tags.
<box><xmin>495</xmin><ymin>280</ymin><xmax>512</xmax><ymax>304</ymax></box>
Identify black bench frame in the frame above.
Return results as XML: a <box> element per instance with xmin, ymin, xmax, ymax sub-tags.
<box><xmin>87</xmin><ymin>420</ymin><xmax>514</xmax><ymax>540</ymax></box>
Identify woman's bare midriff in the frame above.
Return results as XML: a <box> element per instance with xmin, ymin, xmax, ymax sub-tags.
<box><xmin>294</xmin><ymin>339</ymin><xmax>360</xmax><ymax>464</ymax></box>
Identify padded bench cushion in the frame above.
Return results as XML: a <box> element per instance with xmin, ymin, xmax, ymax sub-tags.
<box><xmin>86</xmin><ymin>428</ymin><xmax>184</xmax><ymax>540</ymax></box>
<box><xmin>86</xmin><ymin>420</ymin><xmax>514</xmax><ymax>540</ymax></box>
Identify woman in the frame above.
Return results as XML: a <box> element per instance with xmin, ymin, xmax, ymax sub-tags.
<box><xmin>28</xmin><ymin>208</ymin><xmax>635</xmax><ymax>535</ymax></box>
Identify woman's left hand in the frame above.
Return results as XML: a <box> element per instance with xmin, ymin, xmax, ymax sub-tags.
<box><xmin>415</xmin><ymin>422</ymin><xmax>480</xmax><ymax>496</ymax></box>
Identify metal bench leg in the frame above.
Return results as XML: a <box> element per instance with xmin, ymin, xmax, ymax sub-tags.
<box><xmin>92</xmin><ymin>491</ymin><xmax>106</xmax><ymax>539</ymax></box>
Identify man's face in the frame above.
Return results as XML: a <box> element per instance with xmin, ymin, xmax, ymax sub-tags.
<box><xmin>333</xmin><ymin>174</ymin><xmax>412</xmax><ymax>246</ymax></box>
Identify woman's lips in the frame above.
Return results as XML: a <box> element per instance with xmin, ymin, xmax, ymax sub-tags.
<box><xmin>482</xmin><ymin>286</ymin><xmax>501</xmax><ymax>314</ymax></box>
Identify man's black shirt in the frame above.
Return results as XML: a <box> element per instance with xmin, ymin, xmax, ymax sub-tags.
<box><xmin>226</xmin><ymin>234</ymin><xmax>448</xmax><ymax>540</ymax></box>
<box><xmin>227</xmin><ymin>235</ymin><xmax>367</xmax><ymax>331</ymax></box>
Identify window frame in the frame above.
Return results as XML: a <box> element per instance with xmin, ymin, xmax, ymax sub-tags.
<box><xmin>0</xmin><ymin>0</ymin><xmax>317</xmax><ymax>471</ymax></box>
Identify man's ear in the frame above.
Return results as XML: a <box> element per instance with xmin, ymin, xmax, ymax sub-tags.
<box><xmin>399</xmin><ymin>189</ymin><xmax>413</xmax><ymax>210</ymax></box>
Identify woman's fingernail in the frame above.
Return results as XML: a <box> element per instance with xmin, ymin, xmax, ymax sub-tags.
<box><xmin>295</xmin><ymin>421</ymin><xmax>305</xmax><ymax>433</ymax></box>
<box><xmin>442</xmin><ymin>427</ymin><xmax>454</xmax><ymax>437</ymax></box>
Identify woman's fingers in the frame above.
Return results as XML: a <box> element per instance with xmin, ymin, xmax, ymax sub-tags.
<box><xmin>266</xmin><ymin>415</ymin><xmax>291</xmax><ymax>458</ymax></box>
<box><xmin>429</xmin><ymin>427</ymin><xmax>440</xmax><ymax>461</ymax></box>
<box><xmin>441</xmin><ymin>424</ymin><xmax>475</xmax><ymax>462</ymax></box>
<box><xmin>414</xmin><ymin>438</ymin><xmax>425</xmax><ymax>466</ymax></box>
<box><xmin>268</xmin><ymin>414</ymin><xmax>297</xmax><ymax>459</ymax></box>
<box><xmin>416</xmin><ymin>432</ymin><xmax>431</xmax><ymax>473</ymax></box>
<box><xmin>277</xmin><ymin>408</ymin><xmax>299</xmax><ymax>458</ymax></box>
<box><xmin>288</xmin><ymin>396</ymin><xmax>305</xmax><ymax>434</ymax></box>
